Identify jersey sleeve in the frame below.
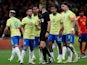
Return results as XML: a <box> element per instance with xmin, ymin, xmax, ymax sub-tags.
<box><xmin>60</xmin><ymin>15</ymin><xmax>63</xmax><ymax>24</ymax></box>
<box><xmin>36</xmin><ymin>18</ymin><xmax>40</xmax><ymax>26</ymax></box>
<box><xmin>6</xmin><ymin>19</ymin><xmax>11</xmax><ymax>27</ymax></box>
<box><xmin>60</xmin><ymin>14</ymin><xmax>63</xmax><ymax>24</ymax></box>
<box><xmin>46</xmin><ymin>13</ymin><xmax>50</xmax><ymax>22</ymax></box>
<box><xmin>21</xmin><ymin>18</ymin><xmax>26</xmax><ymax>26</ymax></box>
<box><xmin>69</xmin><ymin>12</ymin><xmax>76</xmax><ymax>21</ymax></box>
<box><xmin>18</xmin><ymin>19</ymin><xmax>21</xmax><ymax>26</ymax></box>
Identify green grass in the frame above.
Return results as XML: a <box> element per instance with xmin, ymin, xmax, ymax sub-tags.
<box><xmin>0</xmin><ymin>37</ymin><xmax>87</xmax><ymax>65</ymax></box>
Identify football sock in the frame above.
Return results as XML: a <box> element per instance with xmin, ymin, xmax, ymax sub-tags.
<box><xmin>15</xmin><ymin>46</ymin><xmax>21</xmax><ymax>60</ymax></box>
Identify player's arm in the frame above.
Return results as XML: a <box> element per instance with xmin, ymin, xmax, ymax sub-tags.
<box><xmin>20</xmin><ymin>19</ymin><xmax>25</xmax><ymax>35</ymax></box>
<box><xmin>2</xmin><ymin>26</ymin><xmax>9</xmax><ymax>38</ymax></box>
<box><xmin>35</xmin><ymin>19</ymin><xmax>41</xmax><ymax>30</ymax></box>
<box><xmin>59</xmin><ymin>22</ymin><xmax>64</xmax><ymax>38</ymax></box>
<box><xmin>36</xmin><ymin>24</ymin><xmax>41</xmax><ymax>30</ymax></box>
<box><xmin>70</xmin><ymin>13</ymin><xmax>80</xmax><ymax>35</ymax></box>
<box><xmin>46</xmin><ymin>13</ymin><xmax>51</xmax><ymax>33</ymax></box>
<box><xmin>2</xmin><ymin>19</ymin><xmax>10</xmax><ymax>38</ymax></box>
<box><xmin>45</xmin><ymin>13</ymin><xmax>51</xmax><ymax>38</ymax></box>
<box><xmin>20</xmin><ymin>26</ymin><xmax>24</xmax><ymax>35</ymax></box>
<box><xmin>71</xmin><ymin>17</ymin><xmax>80</xmax><ymax>37</ymax></box>
<box><xmin>75</xmin><ymin>17</ymin><xmax>81</xmax><ymax>36</ymax></box>
<box><xmin>47</xmin><ymin>21</ymin><xmax>51</xmax><ymax>33</ymax></box>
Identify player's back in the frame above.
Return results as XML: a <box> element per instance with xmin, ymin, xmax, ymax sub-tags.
<box><xmin>6</xmin><ymin>17</ymin><xmax>21</xmax><ymax>37</ymax></box>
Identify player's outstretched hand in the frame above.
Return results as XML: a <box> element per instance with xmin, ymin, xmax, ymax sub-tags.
<box><xmin>1</xmin><ymin>34</ymin><xmax>5</xmax><ymax>39</ymax></box>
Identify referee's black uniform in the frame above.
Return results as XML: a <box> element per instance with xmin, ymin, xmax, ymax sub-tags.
<box><xmin>39</xmin><ymin>10</ymin><xmax>52</xmax><ymax>63</ymax></box>
<box><xmin>40</xmin><ymin>11</ymin><xmax>50</xmax><ymax>41</ymax></box>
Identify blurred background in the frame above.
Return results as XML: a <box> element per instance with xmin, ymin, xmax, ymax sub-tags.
<box><xmin>0</xmin><ymin>0</ymin><xmax>87</xmax><ymax>37</ymax></box>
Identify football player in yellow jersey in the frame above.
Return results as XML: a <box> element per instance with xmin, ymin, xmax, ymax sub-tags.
<box><xmin>32</xmin><ymin>6</ymin><xmax>43</xmax><ymax>63</ymax></box>
<box><xmin>48</xmin><ymin>5</ymin><xmax>62</xmax><ymax>63</ymax></box>
<box><xmin>60</xmin><ymin>2</ymin><xmax>79</xmax><ymax>63</ymax></box>
<box><xmin>20</xmin><ymin>8</ymin><xmax>40</xmax><ymax>64</ymax></box>
<box><xmin>2</xmin><ymin>10</ymin><xmax>21</xmax><ymax>62</ymax></box>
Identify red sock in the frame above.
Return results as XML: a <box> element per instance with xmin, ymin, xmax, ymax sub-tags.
<box><xmin>80</xmin><ymin>43</ymin><xmax>83</xmax><ymax>55</ymax></box>
<box><xmin>83</xmin><ymin>43</ymin><xmax>87</xmax><ymax>53</ymax></box>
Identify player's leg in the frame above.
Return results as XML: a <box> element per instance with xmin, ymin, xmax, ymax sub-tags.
<box><xmin>40</xmin><ymin>41</ymin><xmax>47</xmax><ymax>63</ymax></box>
<box><xmin>78</xmin><ymin>35</ymin><xmax>83</xmax><ymax>56</ymax></box>
<box><xmin>35</xmin><ymin>36</ymin><xmax>43</xmax><ymax>62</ymax></box>
<box><xmin>40</xmin><ymin>33</ymin><xmax>48</xmax><ymax>64</ymax></box>
<box><xmin>83</xmin><ymin>42</ymin><xmax>87</xmax><ymax>57</ymax></box>
<box><xmin>67</xmin><ymin>47</ymin><xmax>73</xmax><ymax>62</ymax></box>
<box><xmin>40</xmin><ymin>33</ymin><xmax>52</xmax><ymax>64</ymax></box>
<box><xmin>8</xmin><ymin>45</ymin><xmax>16</xmax><ymax>61</ymax></box>
<box><xmin>48</xmin><ymin>34</ymin><xmax>54</xmax><ymax>60</ymax></box>
<box><xmin>20</xmin><ymin>39</ymin><xmax>29</xmax><ymax>64</ymax></box>
<box><xmin>8</xmin><ymin>37</ymin><xmax>16</xmax><ymax>61</ymax></box>
<box><xmin>37</xmin><ymin>37</ymin><xmax>43</xmax><ymax>63</ymax></box>
<box><xmin>30</xmin><ymin>37</ymin><xmax>38</xmax><ymax>61</ymax></box>
<box><xmin>40</xmin><ymin>40</ymin><xmax>52</xmax><ymax>64</ymax></box>
<box><xmin>62</xmin><ymin>35</ymin><xmax>67</xmax><ymax>60</ymax></box>
<box><xmin>67</xmin><ymin>34</ymin><xmax>78</xmax><ymax>62</ymax></box>
<box><xmin>15</xmin><ymin>36</ymin><xmax>21</xmax><ymax>61</ymax></box>
<box><xmin>12</xmin><ymin>36</ymin><xmax>21</xmax><ymax>61</ymax></box>
<box><xmin>29</xmin><ymin>39</ymin><xmax>35</xmax><ymax>64</ymax></box>
<box><xmin>56</xmin><ymin>35</ymin><xmax>62</xmax><ymax>63</ymax></box>
<box><xmin>81</xmin><ymin>33</ymin><xmax>87</xmax><ymax>58</ymax></box>
<box><xmin>63</xmin><ymin>34</ymin><xmax>73</xmax><ymax>63</ymax></box>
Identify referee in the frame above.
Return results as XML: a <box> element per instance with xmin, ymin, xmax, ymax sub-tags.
<box><xmin>39</xmin><ymin>3</ymin><xmax>52</xmax><ymax>64</ymax></box>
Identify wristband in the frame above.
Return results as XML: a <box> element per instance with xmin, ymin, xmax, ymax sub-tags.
<box><xmin>72</xmin><ymin>28</ymin><xmax>74</xmax><ymax>31</ymax></box>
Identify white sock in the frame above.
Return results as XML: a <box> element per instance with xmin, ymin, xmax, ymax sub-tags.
<box><xmin>10</xmin><ymin>48</ymin><xmax>15</xmax><ymax>60</ymax></box>
<box><xmin>69</xmin><ymin>44</ymin><xmax>77</xmax><ymax>55</ymax></box>
<box><xmin>67</xmin><ymin>48</ymin><xmax>73</xmax><ymax>62</ymax></box>
<box><xmin>15</xmin><ymin>47</ymin><xmax>21</xmax><ymax>60</ymax></box>
<box><xmin>31</xmin><ymin>51</ymin><xmax>34</xmax><ymax>59</ymax></box>
<box><xmin>62</xmin><ymin>46</ymin><xmax>67</xmax><ymax>58</ymax></box>
<box><xmin>38</xmin><ymin>49</ymin><xmax>43</xmax><ymax>60</ymax></box>
<box><xmin>29</xmin><ymin>50</ymin><xmax>32</xmax><ymax>62</ymax></box>
<box><xmin>32</xmin><ymin>51</ymin><xmax>35</xmax><ymax>59</ymax></box>
<box><xmin>50</xmin><ymin>52</ymin><xmax>54</xmax><ymax>58</ymax></box>
<box><xmin>21</xmin><ymin>50</ymin><xmax>26</xmax><ymax>62</ymax></box>
<box><xmin>52</xmin><ymin>44</ymin><xmax>55</xmax><ymax>49</ymax></box>
<box><xmin>58</xmin><ymin>54</ymin><xmax>62</xmax><ymax>61</ymax></box>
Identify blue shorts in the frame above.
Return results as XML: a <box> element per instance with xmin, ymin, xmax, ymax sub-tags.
<box><xmin>35</xmin><ymin>36</ymin><xmax>40</xmax><ymax>45</ymax></box>
<box><xmin>48</xmin><ymin>34</ymin><xmax>62</xmax><ymax>44</ymax></box>
<box><xmin>11</xmin><ymin>36</ymin><xmax>20</xmax><ymax>45</ymax></box>
<box><xmin>79</xmin><ymin>33</ymin><xmax>87</xmax><ymax>43</ymax></box>
<box><xmin>23</xmin><ymin>39</ymin><xmax>34</xmax><ymax>47</ymax></box>
<box><xmin>62</xmin><ymin>34</ymin><xmax>74</xmax><ymax>44</ymax></box>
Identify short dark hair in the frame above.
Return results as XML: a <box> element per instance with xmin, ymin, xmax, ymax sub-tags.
<box><xmin>26</xmin><ymin>7</ymin><xmax>32</xmax><ymax>11</ymax></box>
<box><xmin>33</xmin><ymin>4</ymin><xmax>38</xmax><ymax>7</ymax></box>
<box><xmin>40</xmin><ymin>2</ymin><xmax>46</xmax><ymax>8</ymax></box>
<box><xmin>79</xmin><ymin>9</ymin><xmax>84</xmax><ymax>13</ymax></box>
<box><xmin>32</xmin><ymin>5</ymin><xmax>38</xmax><ymax>9</ymax></box>
<box><xmin>61</xmin><ymin>2</ymin><xmax>70</xmax><ymax>7</ymax></box>
<box><xmin>50</xmin><ymin>4</ymin><xmax>57</xmax><ymax>9</ymax></box>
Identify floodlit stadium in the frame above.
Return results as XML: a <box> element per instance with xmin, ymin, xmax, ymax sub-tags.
<box><xmin>0</xmin><ymin>0</ymin><xmax>87</xmax><ymax>65</ymax></box>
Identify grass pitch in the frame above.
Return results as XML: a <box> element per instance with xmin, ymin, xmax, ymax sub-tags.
<box><xmin>0</xmin><ymin>37</ymin><xmax>87</xmax><ymax>65</ymax></box>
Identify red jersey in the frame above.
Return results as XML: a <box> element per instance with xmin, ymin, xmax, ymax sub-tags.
<box><xmin>77</xmin><ymin>16</ymin><xmax>87</xmax><ymax>34</ymax></box>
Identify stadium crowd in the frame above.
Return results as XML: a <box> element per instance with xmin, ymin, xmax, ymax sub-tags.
<box><xmin>0</xmin><ymin>0</ymin><xmax>87</xmax><ymax>64</ymax></box>
<box><xmin>0</xmin><ymin>0</ymin><xmax>87</xmax><ymax>37</ymax></box>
